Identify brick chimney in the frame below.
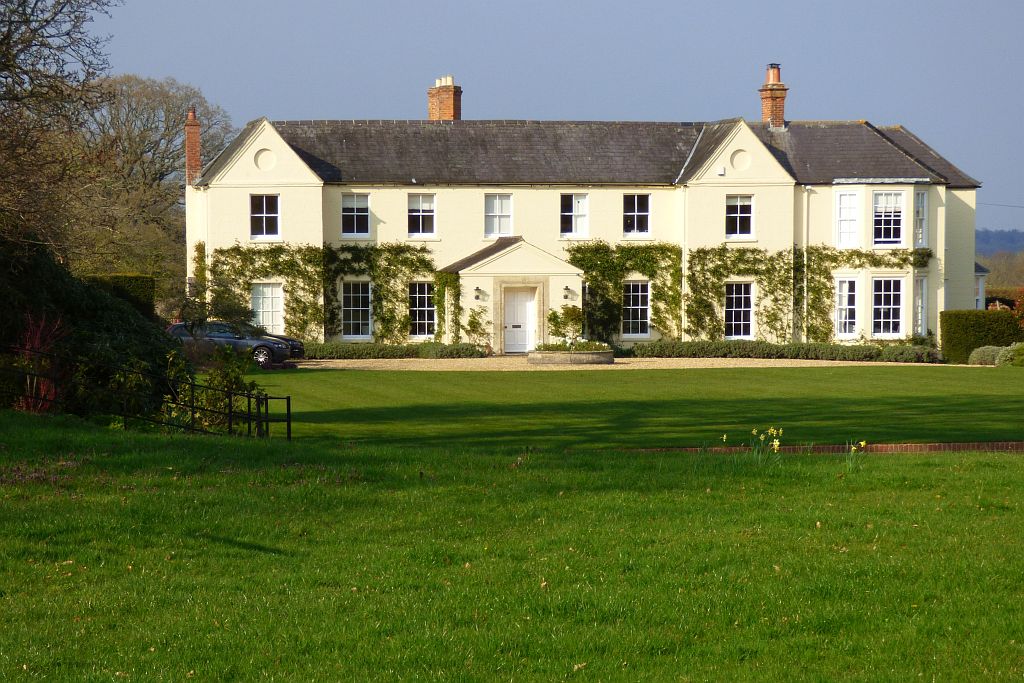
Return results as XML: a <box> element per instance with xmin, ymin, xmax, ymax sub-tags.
<box><xmin>759</xmin><ymin>63</ymin><xmax>788</xmax><ymax>129</ymax></box>
<box><xmin>184</xmin><ymin>106</ymin><xmax>202</xmax><ymax>185</ymax></box>
<box><xmin>427</xmin><ymin>75</ymin><xmax>462</xmax><ymax>121</ymax></box>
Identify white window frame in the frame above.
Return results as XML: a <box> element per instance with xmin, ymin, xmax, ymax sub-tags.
<box><xmin>250</xmin><ymin>194</ymin><xmax>280</xmax><ymax>240</ymax></box>
<box><xmin>341</xmin><ymin>281</ymin><xmax>373</xmax><ymax>339</ymax></box>
<box><xmin>408</xmin><ymin>194</ymin><xmax>435</xmax><ymax>238</ymax></box>
<box><xmin>621</xmin><ymin>281</ymin><xmax>650</xmax><ymax>337</ymax></box>
<box><xmin>623</xmin><ymin>194</ymin><xmax>650</xmax><ymax>236</ymax></box>
<box><xmin>342</xmin><ymin>194</ymin><xmax>370</xmax><ymax>238</ymax></box>
<box><xmin>835</xmin><ymin>277</ymin><xmax>857</xmax><ymax>339</ymax></box>
<box><xmin>725</xmin><ymin>282</ymin><xmax>754</xmax><ymax>339</ymax></box>
<box><xmin>484</xmin><ymin>193</ymin><xmax>512</xmax><ymax>237</ymax></box>
<box><xmin>251</xmin><ymin>282</ymin><xmax>284</xmax><ymax>335</ymax></box>
<box><xmin>913</xmin><ymin>276</ymin><xmax>927</xmax><ymax>336</ymax></box>
<box><xmin>725</xmin><ymin>195</ymin><xmax>753</xmax><ymax>239</ymax></box>
<box><xmin>914</xmin><ymin>190</ymin><xmax>928</xmax><ymax>248</ymax></box>
<box><xmin>559</xmin><ymin>193</ymin><xmax>588</xmax><ymax>238</ymax></box>
<box><xmin>835</xmin><ymin>191</ymin><xmax>860</xmax><ymax>248</ymax></box>
<box><xmin>408</xmin><ymin>282</ymin><xmax>436</xmax><ymax>338</ymax></box>
<box><xmin>872</xmin><ymin>191</ymin><xmax>904</xmax><ymax>247</ymax></box>
<box><xmin>871</xmin><ymin>277</ymin><xmax>903</xmax><ymax>338</ymax></box>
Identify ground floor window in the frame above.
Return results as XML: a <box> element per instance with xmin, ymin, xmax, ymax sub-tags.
<box><xmin>725</xmin><ymin>282</ymin><xmax>752</xmax><ymax>338</ymax></box>
<box><xmin>342</xmin><ymin>282</ymin><xmax>372</xmax><ymax>338</ymax></box>
<box><xmin>621</xmin><ymin>281</ymin><xmax>649</xmax><ymax>336</ymax></box>
<box><xmin>914</xmin><ymin>277</ymin><xmax>926</xmax><ymax>336</ymax></box>
<box><xmin>251</xmin><ymin>283</ymin><xmax>284</xmax><ymax>335</ymax></box>
<box><xmin>835</xmin><ymin>278</ymin><xmax>856</xmax><ymax>338</ymax></box>
<box><xmin>872</xmin><ymin>278</ymin><xmax>902</xmax><ymax>336</ymax></box>
<box><xmin>408</xmin><ymin>282</ymin><xmax>435</xmax><ymax>337</ymax></box>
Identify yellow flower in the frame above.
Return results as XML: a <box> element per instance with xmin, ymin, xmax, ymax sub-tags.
<box><xmin>768</xmin><ymin>427</ymin><xmax>777</xmax><ymax>437</ymax></box>
<box><xmin>778</xmin><ymin>428</ymin><xmax>783</xmax><ymax>436</ymax></box>
<box><xmin>859</xmin><ymin>440</ymin><xmax>867</xmax><ymax>448</ymax></box>
<box><xmin>771</xmin><ymin>438</ymin><xmax>780</xmax><ymax>453</ymax></box>
<box><xmin>850</xmin><ymin>445</ymin><xmax>858</xmax><ymax>453</ymax></box>
<box><xmin>759</xmin><ymin>433</ymin><xmax>766</xmax><ymax>442</ymax></box>
<box><xmin>721</xmin><ymin>434</ymin><xmax>728</xmax><ymax>442</ymax></box>
<box><xmin>751</xmin><ymin>428</ymin><xmax>758</xmax><ymax>436</ymax></box>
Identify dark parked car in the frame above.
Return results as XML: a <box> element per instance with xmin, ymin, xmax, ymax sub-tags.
<box><xmin>166</xmin><ymin>321</ymin><xmax>291</xmax><ymax>367</ymax></box>
<box><xmin>237</xmin><ymin>323</ymin><xmax>305</xmax><ymax>359</ymax></box>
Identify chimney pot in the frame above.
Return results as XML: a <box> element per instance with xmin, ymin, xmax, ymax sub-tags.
<box><xmin>758</xmin><ymin>63</ymin><xmax>788</xmax><ymax>129</ymax></box>
<box><xmin>427</xmin><ymin>74</ymin><xmax>462</xmax><ymax>121</ymax></box>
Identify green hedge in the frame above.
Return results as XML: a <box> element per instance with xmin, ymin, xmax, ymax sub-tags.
<box><xmin>967</xmin><ymin>346</ymin><xmax>1004</xmax><ymax>366</ymax></box>
<box><xmin>631</xmin><ymin>340</ymin><xmax>939</xmax><ymax>363</ymax></box>
<box><xmin>304</xmin><ymin>341</ymin><xmax>488</xmax><ymax>360</ymax></box>
<box><xmin>84</xmin><ymin>273</ymin><xmax>156</xmax><ymax>318</ymax></box>
<box><xmin>996</xmin><ymin>343</ymin><xmax>1024</xmax><ymax>367</ymax></box>
<box><xmin>940</xmin><ymin>310</ymin><xmax>1024</xmax><ymax>365</ymax></box>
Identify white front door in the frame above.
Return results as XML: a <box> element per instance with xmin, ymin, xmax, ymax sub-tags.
<box><xmin>503</xmin><ymin>288</ymin><xmax>535</xmax><ymax>353</ymax></box>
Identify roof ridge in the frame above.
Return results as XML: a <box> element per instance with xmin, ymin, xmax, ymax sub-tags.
<box><xmin>862</xmin><ymin>121</ymin><xmax>947</xmax><ymax>184</ymax></box>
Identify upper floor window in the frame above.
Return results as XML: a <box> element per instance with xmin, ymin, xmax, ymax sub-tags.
<box><xmin>250</xmin><ymin>195</ymin><xmax>279</xmax><ymax>239</ymax></box>
<box><xmin>408</xmin><ymin>282</ymin><xmax>436</xmax><ymax>337</ymax></box>
<box><xmin>560</xmin><ymin>194</ymin><xmax>588</xmax><ymax>237</ymax></box>
<box><xmin>621</xmin><ymin>281</ymin><xmax>649</xmax><ymax>336</ymax></box>
<box><xmin>914</xmin><ymin>190</ymin><xmax>928</xmax><ymax>248</ymax></box>
<box><xmin>836</xmin><ymin>191</ymin><xmax>859</xmax><ymax>248</ymax></box>
<box><xmin>873</xmin><ymin>192</ymin><xmax>903</xmax><ymax>246</ymax></box>
<box><xmin>725</xmin><ymin>282</ymin><xmax>753</xmax><ymax>339</ymax></box>
<box><xmin>342</xmin><ymin>194</ymin><xmax>370</xmax><ymax>236</ymax></box>
<box><xmin>485</xmin><ymin>193</ymin><xmax>512</xmax><ymax>237</ymax></box>
<box><xmin>725</xmin><ymin>195</ymin><xmax>753</xmax><ymax>238</ymax></box>
<box><xmin>623</xmin><ymin>194</ymin><xmax>650</xmax><ymax>235</ymax></box>
<box><xmin>408</xmin><ymin>194</ymin><xmax>435</xmax><ymax>237</ymax></box>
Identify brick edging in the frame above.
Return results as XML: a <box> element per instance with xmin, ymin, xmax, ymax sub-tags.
<box><xmin>638</xmin><ymin>441</ymin><xmax>1024</xmax><ymax>454</ymax></box>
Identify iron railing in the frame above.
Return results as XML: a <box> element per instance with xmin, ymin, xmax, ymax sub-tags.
<box><xmin>0</xmin><ymin>346</ymin><xmax>291</xmax><ymax>440</ymax></box>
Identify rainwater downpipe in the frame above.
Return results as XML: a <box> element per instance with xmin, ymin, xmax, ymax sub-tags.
<box><xmin>803</xmin><ymin>186</ymin><xmax>811</xmax><ymax>341</ymax></box>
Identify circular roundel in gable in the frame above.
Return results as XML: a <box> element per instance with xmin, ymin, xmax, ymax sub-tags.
<box><xmin>254</xmin><ymin>148</ymin><xmax>277</xmax><ymax>171</ymax></box>
<box><xmin>730</xmin><ymin>149</ymin><xmax>751</xmax><ymax>171</ymax></box>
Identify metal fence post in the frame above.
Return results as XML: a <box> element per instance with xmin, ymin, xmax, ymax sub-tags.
<box><xmin>286</xmin><ymin>396</ymin><xmax>292</xmax><ymax>441</ymax></box>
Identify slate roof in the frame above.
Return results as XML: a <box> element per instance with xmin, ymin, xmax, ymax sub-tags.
<box><xmin>195</xmin><ymin>117</ymin><xmax>978</xmax><ymax>189</ymax></box>
<box><xmin>975</xmin><ymin>262</ymin><xmax>991</xmax><ymax>275</ymax></box>
<box><xmin>750</xmin><ymin>121</ymin><xmax>953</xmax><ymax>185</ymax></box>
<box><xmin>272</xmin><ymin>120</ymin><xmax>704</xmax><ymax>185</ymax></box>
<box><xmin>439</xmin><ymin>237</ymin><xmax>523</xmax><ymax>273</ymax></box>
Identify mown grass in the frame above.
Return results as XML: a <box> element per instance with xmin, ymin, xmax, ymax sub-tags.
<box><xmin>2</xmin><ymin>409</ymin><xmax>1023</xmax><ymax>680</ymax></box>
<box><xmin>252</xmin><ymin>365</ymin><xmax>1024</xmax><ymax>449</ymax></box>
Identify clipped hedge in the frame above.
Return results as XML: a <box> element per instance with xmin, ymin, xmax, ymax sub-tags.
<box><xmin>940</xmin><ymin>310</ymin><xmax>1024</xmax><ymax>365</ymax></box>
<box><xmin>84</xmin><ymin>273</ymin><xmax>157</xmax><ymax>318</ymax></box>
<box><xmin>303</xmin><ymin>341</ymin><xmax>488</xmax><ymax>360</ymax></box>
<box><xmin>967</xmin><ymin>346</ymin><xmax>1004</xmax><ymax>366</ymax></box>
<box><xmin>631</xmin><ymin>339</ymin><xmax>939</xmax><ymax>363</ymax></box>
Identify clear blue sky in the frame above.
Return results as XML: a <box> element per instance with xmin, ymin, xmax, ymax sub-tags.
<box><xmin>96</xmin><ymin>0</ymin><xmax>1022</xmax><ymax>232</ymax></box>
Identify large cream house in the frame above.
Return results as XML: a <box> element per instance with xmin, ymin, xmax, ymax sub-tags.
<box><xmin>184</xmin><ymin>64</ymin><xmax>980</xmax><ymax>352</ymax></box>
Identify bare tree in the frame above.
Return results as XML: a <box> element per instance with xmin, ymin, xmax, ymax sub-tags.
<box><xmin>0</xmin><ymin>0</ymin><xmax>116</xmax><ymax>252</ymax></box>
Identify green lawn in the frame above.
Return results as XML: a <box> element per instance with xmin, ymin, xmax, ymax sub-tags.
<box><xmin>253</xmin><ymin>365</ymin><xmax>1024</xmax><ymax>449</ymax></box>
<box><xmin>2</xmin><ymin>409</ymin><xmax>1023</xmax><ymax>680</ymax></box>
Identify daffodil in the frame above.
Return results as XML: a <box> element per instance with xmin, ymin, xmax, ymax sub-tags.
<box><xmin>721</xmin><ymin>434</ymin><xmax>728</xmax><ymax>442</ymax></box>
<box><xmin>771</xmin><ymin>438</ymin><xmax>780</xmax><ymax>453</ymax></box>
<box><xmin>859</xmin><ymin>440</ymin><xmax>867</xmax><ymax>448</ymax></box>
<box><xmin>759</xmin><ymin>433</ymin><xmax>766</xmax><ymax>442</ymax></box>
<box><xmin>751</xmin><ymin>428</ymin><xmax>758</xmax><ymax>436</ymax></box>
<box><xmin>850</xmin><ymin>445</ymin><xmax>858</xmax><ymax>453</ymax></box>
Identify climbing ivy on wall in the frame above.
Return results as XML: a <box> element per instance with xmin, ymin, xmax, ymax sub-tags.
<box><xmin>684</xmin><ymin>245</ymin><xmax>928</xmax><ymax>342</ymax></box>
<box><xmin>432</xmin><ymin>271</ymin><xmax>463</xmax><ymax>343</ymax></box>
<box><xmin>202</xmin><ymin>242</ymin><xmax>435</xmax><ymax>341</ymax></box>
<box><xmin>566</xmin><ymin>241</ymin><xmax>683</xmax><ymax>342</ymax></box>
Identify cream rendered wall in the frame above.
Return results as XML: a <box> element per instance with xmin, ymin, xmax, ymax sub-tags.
<box><xmin>941</xmin><ymin>189</ymin><xmax>977</xmax><ymax>315</ymax></box>
<box><xmin>324</xmin><ymin>184</ymin><xmax>679</xmax><ymax>267</ymax></box>
<box><xmin>185</xmin><ymin>121</ymin><xmax>324</xmax><ymax>284</ymax></box>
<box><xmin>682</xmin><ymin>122</ymin><xmax>795</xmax><ymax>340</ymax></box>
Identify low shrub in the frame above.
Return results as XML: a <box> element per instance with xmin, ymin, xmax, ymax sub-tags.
<box><xmin>535</xmin><ymin>341</ymin><xmax>611</xmax><ymax>352</ymax></box>
<box><xmin>940</xmin><ymin>310</ymin><xmax>1024</xmax><ymax>364</ymax></box>
<box><xmin>879</xmin><ymin>345</ymin><xmax>941</xmax><ymax>364</ymax></box>
<box><xmin>995</xmin><ymin>342</ymin><xmax>1024</xmax><ymax>367</ymax></box>
<box><xmin>631</xmin><ymin>339</ymin><xmax>936</xmax><ymax>363</ymax></box>
<box><xmin>303</xmin><ymin>341</ymin><xmax>488</xmax><ymax>360</ymax></box>
<box><xmin>968</xmin><ymin>346</ymin><xmax>1004</xmax><ymax>366</ymax></box>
